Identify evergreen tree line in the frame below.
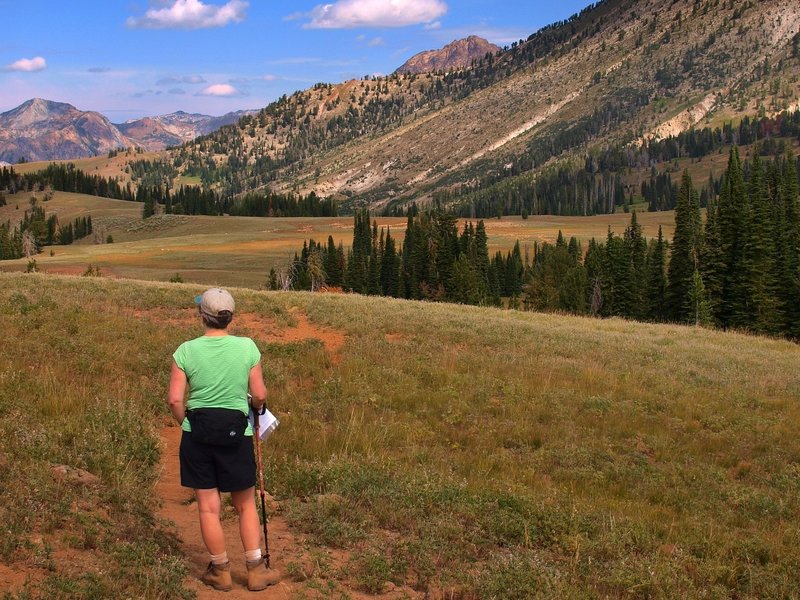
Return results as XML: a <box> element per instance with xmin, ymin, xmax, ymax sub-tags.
<box><xmin>2</xmin><ymin>164</ymin><xmax>134</xmax><ymax>200</ymax></box>
<box><xmin>438</xmin><ymin>165</ymin><xmax>626</xmax><ymax>219</ymax></box>
<box><xmin>126</xmin><ymin>159</ymin><xmax>178</xmax><ymax>189</ymax></box>
<box><xmin>524</xmin><ymin>214</ymin><xmax>667</xmax><ymax>320</ymax></box>
<box><xmin>56</xmin><ymin>216</ymin><xmax>93</xmax><ymax>245</ymax></box>
<box><xmin>229</xmin><ymin>191</ymin><xmax>337</xmax><ymax>217</ymax></box>
<box><xmin>0</xmin><ymin>203</ymin><xmax>93</xmax><ymax>259</ymax></box>
<box><xmin>279</xmin><ymin>210</ymin><xmax>529</xmax><ymax>307</ymax></box>
<box><xmin>435</xmin><ymin>109</ymin><xmax>800</xmax><ymax>219</ymax></box>
<box><xmin>525</xmin><ymin>147</ymin><xmax>800</xmax><ymax>338</ymax></box>
<box><xmin>640</xmin><ymin>167</ymin><xmax>716</xmax><ymax>212</ymax></box>
<box><xmin>283</xmin><ymin>146</ymin><xmax>800</xmax><ymax>339</ymax></box>
<box><xmin>0</xmin><ymin>165</ymin><xmax>337</xmax><ymax>218</ymax></box>
<box><xmin>641</xmin><ymin>110</ymin><xmax>800</xmax><ymax>163</ymax></box>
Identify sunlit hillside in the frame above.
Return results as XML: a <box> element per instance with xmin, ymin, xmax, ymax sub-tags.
<box><xmin>2</xmin><ymin>272</ymin><xmax>798</xmax><ymax>598</ymax></box>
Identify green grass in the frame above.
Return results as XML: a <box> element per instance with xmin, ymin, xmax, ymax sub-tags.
<box><xmin>2</xmin><ymin>272</ymin><xmax>799</xmax><ymax>598</ymax></box>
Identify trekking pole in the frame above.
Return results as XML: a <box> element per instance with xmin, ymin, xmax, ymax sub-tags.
<box><xmin>253</xmin><ymin>405</ymin><xmax>271</xmax><ymax>568</ymax></box>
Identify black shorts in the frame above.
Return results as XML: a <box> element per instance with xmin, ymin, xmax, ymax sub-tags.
<box><xmin>179</xmin><ymin>430</ymin><xmax>256</xmax><ymax>492</ymax></box>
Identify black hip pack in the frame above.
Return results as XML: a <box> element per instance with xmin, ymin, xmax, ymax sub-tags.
<box><xmin>187</xmin><ymin>408</ymin><xmax>248</xmax><ymax>446</ymax></box>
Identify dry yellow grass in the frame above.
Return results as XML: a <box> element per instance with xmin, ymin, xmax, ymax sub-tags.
<box><xmin>1</xmin><ymin>191</ymin><xmax>677</xmax><ymax>289</ymax></box>
<box><xmin>1</xmin><ymin>272</ymin><xmax>798</xmax><ymax>598</ymax></box>
<box><xmin>11</xmin><ymin>150</ymin><xmax>163</xmax><ymax>184</ymax></box>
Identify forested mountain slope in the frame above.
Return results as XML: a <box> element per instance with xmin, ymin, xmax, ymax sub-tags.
<box><xmin>167</xmin><ymin>0</ymin><xmax>800</xmax><ymax>213</ymax></box>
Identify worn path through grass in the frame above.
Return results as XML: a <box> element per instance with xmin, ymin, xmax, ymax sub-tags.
<box><xmin>154</xmin><ymin>308</ymin><xmax>419</xmax><ymax>599</ymax></box>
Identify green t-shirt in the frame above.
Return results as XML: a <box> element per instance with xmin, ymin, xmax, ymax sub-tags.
<box><xmin>173</xmin><ymin>335</ymin><xmax>261</xmax><ymax>435</ymax></box>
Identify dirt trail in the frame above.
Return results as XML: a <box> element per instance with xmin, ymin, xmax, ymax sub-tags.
<box><xmin>234</xmin><ymin>307</ymin><xmax>346</xmax><ymax>363</ymax></box>
<box><xmin>156</xmin><ymin>425</ymin><xmax>297</xmax><ymax>599</ymax></box>
<box><xmin>131</xmin><ymin>305</ymin><xmax>347</xmax><ymax>362</ymax></box>
<box><xmin>154</xmin><ymin>308</ymin><xmax>347</xmax><ymax>598</ymax></box>
<box><xmin>155</xmin><ymin>310</ymin><xmax>423</xmax><ymax>598</ymax></box>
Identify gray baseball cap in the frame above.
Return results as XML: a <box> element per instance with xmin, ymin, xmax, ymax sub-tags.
<box><xmin>194</xmin><ymin>287</ymin><xmax>235</xmax><ymax>316</ymax></box>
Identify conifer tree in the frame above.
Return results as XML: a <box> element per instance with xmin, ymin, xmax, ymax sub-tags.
<box><xmin>717</xmin><ymin>146</ymin><xmax>752</xmax><ymax>328</ymax></box>
<box><xmin>474</xmin><ymin>220</ymin><xmax>491</xmax><ymax>295</ymax></box>
<box><xmin>779</xmin><ymin>152</ymin><xmax>800</xmax><ymax>337</ymax></box>
<box><xmin>410</xmin><ymin>214</ymin><xmax>431</xmax><ymax>299</ymax></box>
<box><xmin>450</xmin><ymin>254</ymin><xmax>482</xmax><ymax>305</ymax></box>
<box><xmin>267</xmin><ymin>267</ymin><xmax>279</xmax><ymax>290</ymax></box>
<box><xmin>142</xmin><ymin>189</ymin><xmax>155</xmax><ymax>218</ymax></box>
<box><xmin>667</xmin><ymin>171</ymin><xmax>703</xmax><ymax>322</ymax></box>
<box><xmin>380</xmin><ymin>227</ymin><xmax>400</xmax><ymax>297</ymax></box>
<box><xmin>624</xmin><ymin>211</ymin><xmax>648</xmax><ymax>319</ymax></box>
<box><xmin>324</xmin><ymin>235</ymin><xmax>342</xmax><ymax>286</ymax></box>
<box><xmin>567</xmin><ymin>236</ymin><xmax>581</xmax><ymax>263</ymax></box>
<box><xmin>345</xmin><ymin>209</ymin><xmax>370</xmax><ymax>293</ymax></box>
<box><xmin>700</xmin><ymin>186</ymin><xmax>725</xmax><ymax>322</ymax></box>
<box><xmin>746</xmin><ymin>150</ymin><xmax>780</xmax><ymax>333</ymax></box>
<box><xmin>645</xmin><ymin>226</ymin><xmax>668</xmax><ymax>321</ymax></box>
<box><xmin>434</xmin><ymin>212</ymin><xmax>458</xmax><ymax>297</ymax></box>
<box><xmin>367</xmin><ymin>232</ymin><xmax>381</xmax><ymax>296</ymax></box>
<box><xmin>401</xmin><ymin>213</ymin><xmax>416</xmax><ymax>298</ymax></box>
<box><xmin>602</xmin><ymin>227</ymin><xmax>632</xmax><ymax>317</ymax></box>
<box><xmin>507</xmin><ymin>241</ymin><xmax>524</xmax><ymax>297</ymax></box>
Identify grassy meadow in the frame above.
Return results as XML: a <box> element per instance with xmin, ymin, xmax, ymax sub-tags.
<box><xmin>0</xmin><ymin>191</ymin><xmax>677</xmax><ymax>289</ymax></box>
<box><xmin>1</xmin><ymin>272</ymin><xmax>799</xmax><ymax>599</ymax></box>
<box><xmin>11</xmin><ymin>152</ymin><xmax>164</xmax><ymax>185</ymax></box>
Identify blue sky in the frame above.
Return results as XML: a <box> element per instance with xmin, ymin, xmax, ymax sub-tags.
<box><xmin>2</xmin><ymin>0</ymin><xmax>592</xmax><ymax>122</ymax></box>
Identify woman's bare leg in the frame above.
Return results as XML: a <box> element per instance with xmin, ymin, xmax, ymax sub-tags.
<box><xmin>230</xmin><ymin>486</ymin><xmax>261</xmax><ymax>551</ymax></box>
<box><xmin>195</xmin><ymin>488</ymin><xmax>226</xmax><ymax>554</ymax></box>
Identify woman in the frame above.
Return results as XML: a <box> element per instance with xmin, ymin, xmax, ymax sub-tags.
<box><xmin>167</xmin><ymin>287</ymin><xmax>280</xmax><ymax>592</ymax></box>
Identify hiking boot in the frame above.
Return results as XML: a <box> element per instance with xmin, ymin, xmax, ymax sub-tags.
<box><xmin>246</xmin><ymin>558</ymin><xmax>280</xmax><ymax>591</ymax></box>
<box><xmin>201</xmin><ymin>561</ymin><xmax>232</xmax><ymax>591</ymax></box>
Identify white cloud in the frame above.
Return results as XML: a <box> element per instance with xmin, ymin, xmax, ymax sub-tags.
<box><xmin>196</xmin><ymin>83</ymin><xmax>241</xmax><ymax>96</ymax></box>
<box><xmin>424</xmin><ymin>20</ymin><xmax>441</xmax><ymax>30</ymax></box>
<box><xmin>6</xmin><ymin>56</ymin><xmax>47</xmax><ymax>72</ymax></box>
<box><xmin>127</xmin><ymin>0</ymin><xmax>248</xmax><ymax>30</ymax></box>
<box><xmin>368</xmin><ymin>37</ymin><xmax>385</xmax><ymax>47</ymax></box>
<box><xmin>304</xmin><ymin>0</ymin><xmax>447</xmax><ymax>29</ymax></box>
<box><xmin>262</xmin><ymin>74</ymin><xmax>279</xmax><ymax>81</ymax></box>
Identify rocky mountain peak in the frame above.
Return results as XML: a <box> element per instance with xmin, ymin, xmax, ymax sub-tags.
<box><xmin>395</xmin><ymin>36</ymin><xmax>501</xmax><ymax>74</ymax></box>
<box><xmin>5</xmin><ymin>98</ymin><xmax>75</xmax><ymax>129</ymax></box>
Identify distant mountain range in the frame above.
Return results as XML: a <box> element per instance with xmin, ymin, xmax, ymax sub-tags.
<box><xmin>0</xmin><ymin>98</ymin><xmax>256</xmax><ymax>162</ymax></box>
<box><xmin>116</xmin><ymin>109</ymin><xmax>257</xmax><ymax>150</ymax></box>
<box><xmin>395</xmin><ymin>36</ymin><xmax>501</xmax><ymax>74</ymax></box>
<box><xmin>1</xmin><ymin>36</ymin><xmax>499</xmax><ymax>164</ymax></box>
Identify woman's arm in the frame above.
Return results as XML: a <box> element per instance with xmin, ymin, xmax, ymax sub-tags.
<box><xmin>248</xmin><ymin>362</ymin><xmax>267</xmax><ymax>410</ymax></box>
<box><xmin>168</xmin><ymin>361</ymin><xmax>188</xmax><ymax>424</ymax></box>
